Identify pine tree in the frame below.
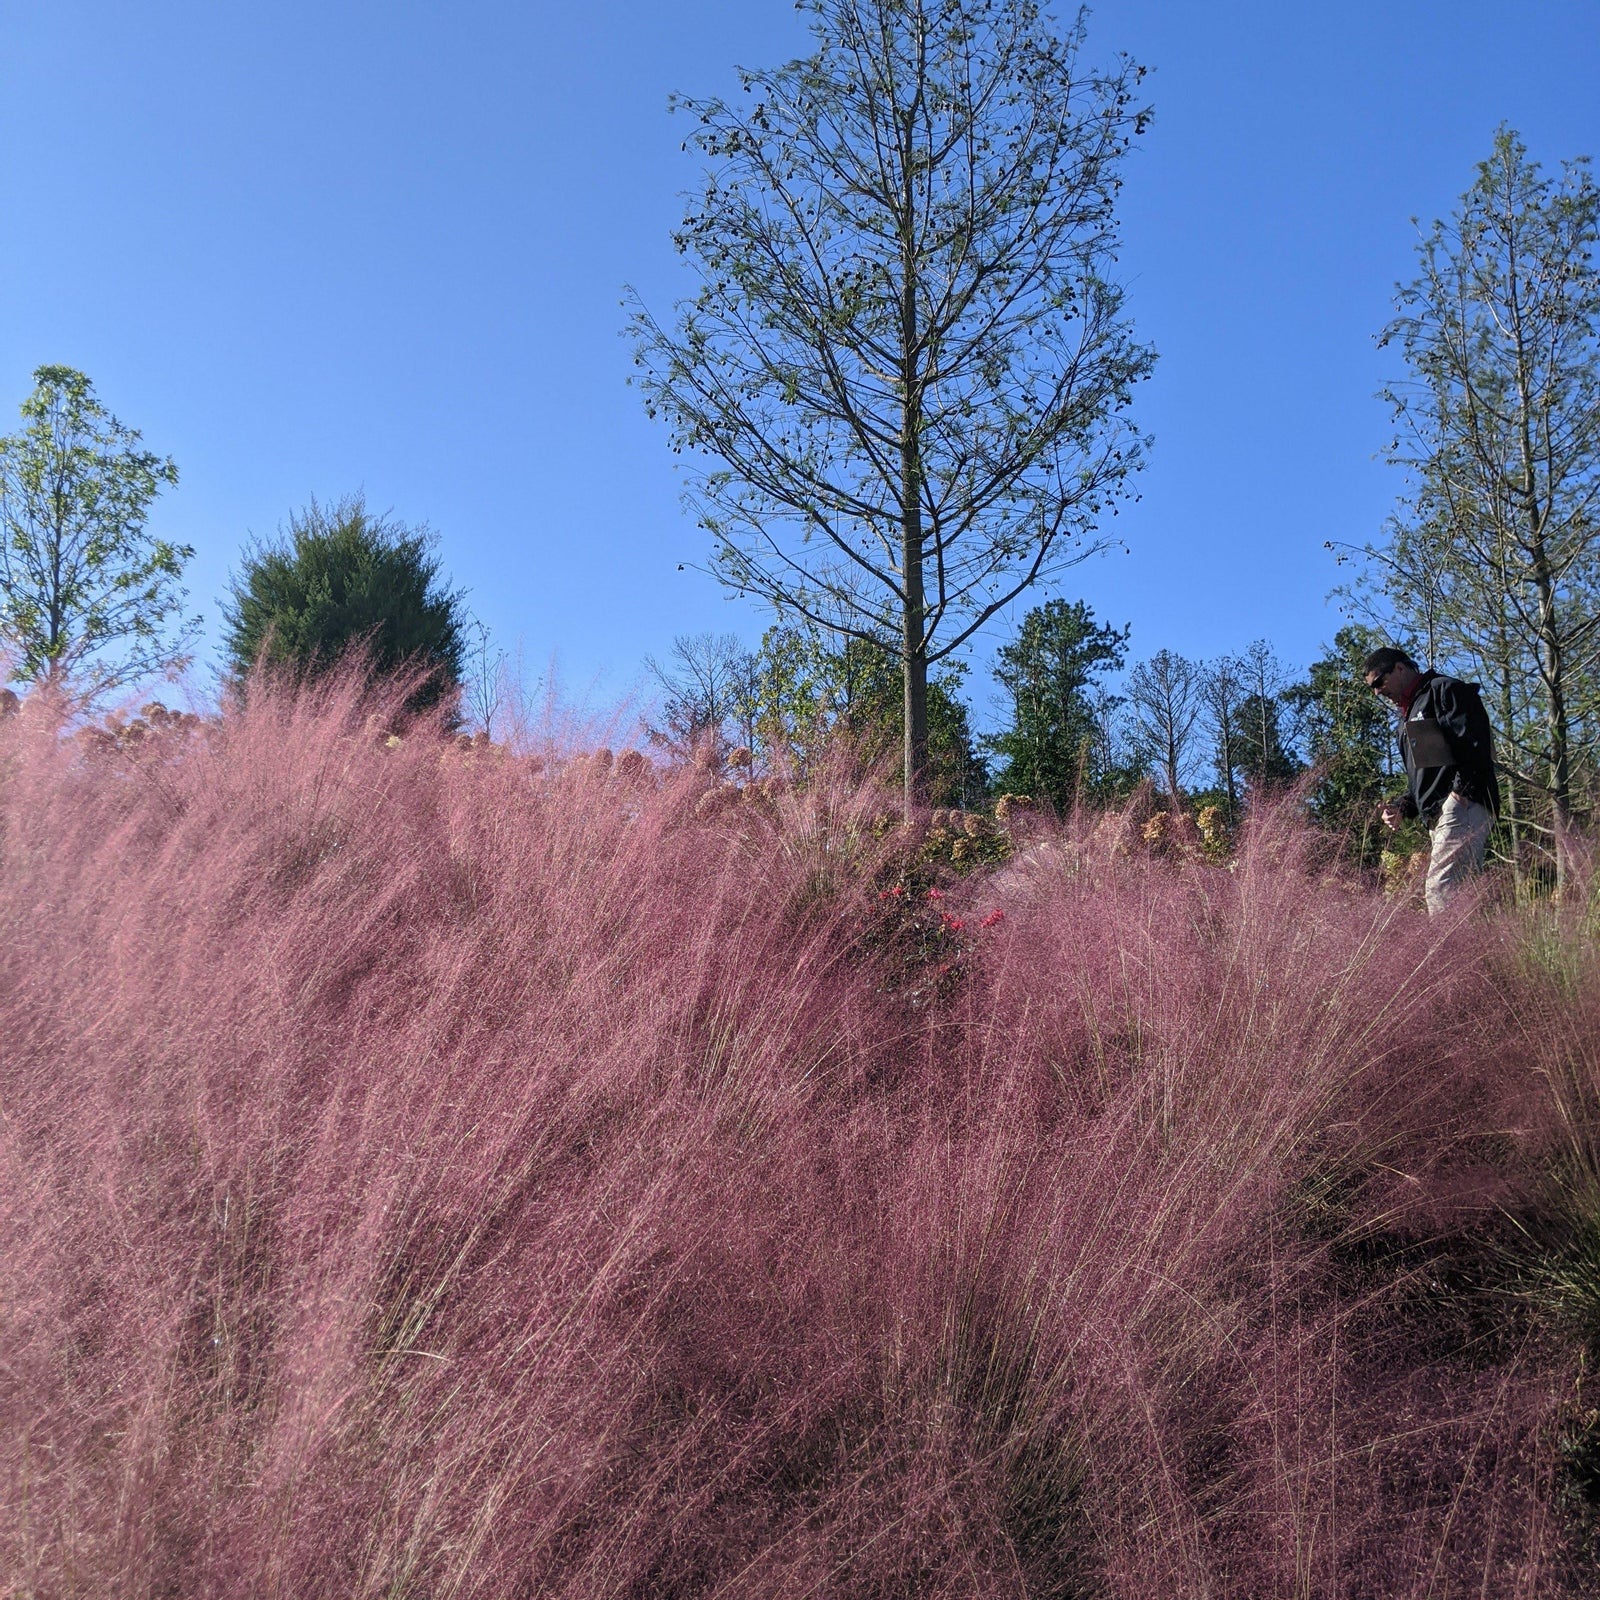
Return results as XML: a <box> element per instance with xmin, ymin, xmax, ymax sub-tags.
<box><xmin>987</xmin><ymin>598</ymin><xmax>1128</xmax><ymax>807</ymax></box>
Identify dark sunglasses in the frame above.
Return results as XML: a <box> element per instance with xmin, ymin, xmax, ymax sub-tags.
<box><xmin>1367</xmin><ymin>665</ymin><xmax>1397</xmax><ymax>694</ymax></box>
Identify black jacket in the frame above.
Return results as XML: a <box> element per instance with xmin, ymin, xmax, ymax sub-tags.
<box><xmin>1397</xmin><ymin>672</ymin><xmax>1500</xmax><ymax>825</ymax></box>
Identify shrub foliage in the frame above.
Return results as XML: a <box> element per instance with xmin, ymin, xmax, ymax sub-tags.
<box><xmin>222</xmin><ymin>495</ymin><xmax>466</xmax><ymax>711</ymax></box>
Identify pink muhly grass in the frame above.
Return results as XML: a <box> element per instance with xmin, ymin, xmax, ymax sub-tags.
<box><xmin>0</xmin><ymin>678</ymin><xmax>1594</xmax><ymax>1597</ymax></box>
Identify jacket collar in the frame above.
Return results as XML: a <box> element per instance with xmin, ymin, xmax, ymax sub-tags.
<box><xmin>1398</xmin><ymin>670</ymin><xmax>1433</xmax><ymax>719</ymax></box>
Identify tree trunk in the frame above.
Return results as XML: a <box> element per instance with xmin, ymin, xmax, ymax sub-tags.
<box><xmin>1534</xmin><ymin>571</ymin><xmax>1574</xmax><ymax>889</ymax></box>
<box><xmin>1510</xmin><ymin>226</ymin><xmax>1575</xmax><ymax>892</ymax></box>
<box><xmin>899</xmin><ymin>343</ymin><xmax>927</xmax><ymax>813</ymax></box>
<box><xmin>898</xmin><ymin>113</ymin><xmax>926</xmax><ymax>820</ymax></box>
<box><xmin>902</xmin><ymin>577</ymin><xmax>927</xmax><ymax>818</ymax></box>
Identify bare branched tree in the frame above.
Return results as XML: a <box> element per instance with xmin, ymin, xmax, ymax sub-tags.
<box><xmin>631</xmin><ymin>0</ymin><xmax>1154</xmax><ymax>813</ymax></box>
<box><xmin>1127</xmin><ymin>649</ymin><xmax>1200</xmax><ymax>802</ymax></box>
<box><xmin>1199</xmin><ymin>654</ymin><xmax>1245</xmax><ymax>813</ymax></box>
<box><xmin>644</xmin><ymin>631</ymin><xmax>746</xmax><ymax>768</ymax></box>
<box><xmin>465</xmin><ymin>618</ymin><xmax>508</xmax><ymax>740</ymax></box>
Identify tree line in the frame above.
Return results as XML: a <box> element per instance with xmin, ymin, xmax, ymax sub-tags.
<box><xmin>0</xmin><ymin>363</ymin><xmax>1393</xmax><ymax>857</ymax></box>
<box><xmin>641</xmin><ymin>612</ymin><xmax>1398</xmax><ymax>845</ymax></box>
<box><xmin>629</xmin><ymin>0</ymin><xmax>1599</xmax><ymax>874</ymax></box>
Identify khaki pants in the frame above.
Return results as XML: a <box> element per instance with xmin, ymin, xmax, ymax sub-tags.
<box><xmin>1424</xmin><ymin>793</ymin><xmax>1493</xmax><ymax>915</ymax></box>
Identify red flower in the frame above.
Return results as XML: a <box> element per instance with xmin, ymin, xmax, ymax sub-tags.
<box><xmin>940</xmin><ymin>912</ymin><xmax>964</xmax><ymax>932</ymax></box>
<box><xmin>925</xmin><ymin>887</ymin><xmax>945</xmax><ymax>901</ymax></box>
<box><xmin>979</xmin><ymin>908</ymin><xmax>1005</xmax><ymax>929</ymax></box>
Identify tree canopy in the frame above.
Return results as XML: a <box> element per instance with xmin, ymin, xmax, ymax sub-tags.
<box><xmin>1282</xmin><ymin>625</ymin><xmax>1396</xmax><ymax>857</ymax></box>
<box><xmin>631</xmin><ymin>0</ymin><xmax>1153</xmax><ymax>811</ymax></box>
<box><xmin>987</xmin><ymin>597</ymin><xmax>1128</xmax><ymax>807</ymax></box>
<box><xmin>0</xmin><ymin>365</ymin><xmax>192</xmax><ymax>705</ymax></box>
<box><xmin>222</xmin><ymin>496</ymin><xmax>466</xmax><ymax>714</ymax></box>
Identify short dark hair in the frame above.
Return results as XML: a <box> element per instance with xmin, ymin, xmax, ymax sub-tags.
<box><xmin>1361</xmin><ymin>646</ymin><xmax>1417</xmax><ymax>679</ymax></box>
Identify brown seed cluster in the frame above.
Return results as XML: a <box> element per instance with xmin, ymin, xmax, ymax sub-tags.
<box><xmin>73</xmin><ymin>701</ymin><xmax>204</xmax><ymax>756</ymax></box>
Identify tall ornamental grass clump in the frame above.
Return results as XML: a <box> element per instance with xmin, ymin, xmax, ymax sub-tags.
<box><xmin>0</xmin><ymin>679</ymin><xmax>1596</xmax><ymax>1597</ymax></box>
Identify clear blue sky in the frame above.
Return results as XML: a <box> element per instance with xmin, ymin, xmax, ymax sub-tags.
<box><xmin>3</xmin><ymin>1</ymin><xmax>1598</xmax><ymax>723</ymax></box>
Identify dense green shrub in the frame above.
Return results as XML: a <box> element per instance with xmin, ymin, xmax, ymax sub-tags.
<box><xmin>223</xmin><ymin>494</ymin><xmax>465</xmax><ymax>714</ymax></box>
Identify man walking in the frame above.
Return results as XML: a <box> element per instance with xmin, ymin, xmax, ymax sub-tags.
<box><xmin>1365</xmin><ymin>648</ymin><xmax>1500</xmax><ymax>915</ymax></box>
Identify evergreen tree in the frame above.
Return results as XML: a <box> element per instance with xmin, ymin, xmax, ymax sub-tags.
<box><xmin>1232</xmin><ymin>640</ymin><xmax>1302</xmax><ymax>792</ymax></box>
<box><xmin>223</xmin><ymin>496</ymin><xmax>466</xmax><ymax>714</ymax></box>
<box><xmin>1233</xmin><ymin>697</ymin><xmax>1301</xmax><ymax>790</ymax></box>
<box><xmin>987</xmin><ymin>598</ymin><xmax>1129</xmax><ymax>807</ymax></box>
<box><xmin>1283</xmin><ymin>625</ymin><xmax>1398</xmax><ymax>858</ymax></box>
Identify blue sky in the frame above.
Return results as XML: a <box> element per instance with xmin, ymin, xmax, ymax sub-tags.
<box><xmin>3</xmin><ymin>1</ymin><xmax>1598</xmax><ymax>725</ymax></box>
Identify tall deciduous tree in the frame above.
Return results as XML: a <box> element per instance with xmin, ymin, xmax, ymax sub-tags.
<box><xmin>222</xmin><ymin>496</ymin><xmax>466</xmax><ymax>715</ymax></box>
<box><xmin>631</xmin><ymin>0</ymin><xmax>1154</xmax><ymax>814</ymax></box>
<box><xmin>645</xmin><ymin>631</ymin><xmax>749</xmax><ymax>766</ymax></box>
<box><xmin>0</xmin><ymin>365</ymin><xmax>192</xmax><ymax>705</ymax></box>
<box><xmin>987</xmin><ymin>596</ymin><xmax>1127</xmax><ymax>807</ymax></box>
<box><xmin>1232</xmin><ymin>639</ymin><xmax>1301</xmax><ymax>792</ymax></box>
<box><xmin>1370</xmin><ymin>129</ymin><xmax>1600</xmax><ymax>884</ymax></box>
<box><xmin>1126</xmin><ymin>648</ymin><xmax>1200</xmax><ymax>802</ymax></box>
<box><xmin>1199</xmin><ymin>654</ymin><xmax>1245</xmax><ymax>814</ymax></box>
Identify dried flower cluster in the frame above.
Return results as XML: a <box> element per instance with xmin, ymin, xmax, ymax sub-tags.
<box><xmin>72</xmin><ymin>699</ymin><xmax>205</xmax><ymax>756</ymax></box>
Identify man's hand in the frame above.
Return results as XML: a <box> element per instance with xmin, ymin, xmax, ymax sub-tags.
<box><xmin>1378</xmin><ymin>799</ymin><xmax>1406</xmax><ymax>831</ymax></box>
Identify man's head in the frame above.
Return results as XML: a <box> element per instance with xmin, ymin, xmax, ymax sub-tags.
<box><xmin>1362</xmin><ymin>646</ymin><xmax>1421</xmax><ymax>706</ymax></box>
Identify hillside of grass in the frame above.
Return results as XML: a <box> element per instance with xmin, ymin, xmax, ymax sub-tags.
<box><xmin>4</xmin><ymin>682</ymin><xmax>1600</xmax><ymax>1598</ymax></box>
